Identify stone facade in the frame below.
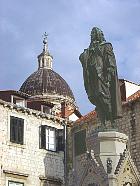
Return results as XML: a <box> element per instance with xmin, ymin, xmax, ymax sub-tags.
<box><xmin>118</xmin><ymin>101</ymin><xmax>140</xmax><ymax>173</ymax></box>
<box><xmin>0</xmin><ymin>100</ymin><xmax>64</xmax><ymax>186</ymax></box>
<box><xmin>0</xmin><ymin>36</ymin><xmax>82</xmax><ymax>186</ymax></box>
<box><xmin>68</xmin><ymin>90</ymin><xmax>140</xmax><ymax>185</ymax></box>
<box><xmin>68</xmin><ymin>128</ymin><xmax>140</xmax><ymax>185</ymax></box>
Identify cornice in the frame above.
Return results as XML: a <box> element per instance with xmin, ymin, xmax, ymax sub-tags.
<box><xmin>0</xmin><ymin>99</ymin><xmax>64</xmax><ymax>124</ymax></box>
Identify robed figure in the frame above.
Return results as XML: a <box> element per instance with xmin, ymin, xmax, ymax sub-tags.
<box><xmin>79</xmin><ymin>27</ymin><xmax>122</xmax><ymax>127</ymax></box>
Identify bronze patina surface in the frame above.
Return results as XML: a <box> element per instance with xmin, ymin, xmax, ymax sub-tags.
<box><xmin>79</xmin><ymin>27</ymin><xmax>122</xmax><ymax>127</ymax></box>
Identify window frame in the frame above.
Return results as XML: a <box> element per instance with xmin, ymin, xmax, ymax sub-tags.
<box><xmin>8</xmin><ymin>180</ymin><xmax>24</xmax><ymax>186</ymax></box>
<box><xmin>11</xmin><ymin>95</ymin><xmax>26</xmax><ymax>107</ymax></box>
<box><xmin>45</xmin><ymin>127</ymin><xmax>56</xmax><ymax>151</ymax></box>
<box><xmin>74</xmin><ymin>129</ymin><xmax>87</xmax><ymax>156</ymax></box>
<box><xmin>41</xmin><ymin>105</ymin><xmax>52</xmax><ymax>114</ymax></box>
<box><xmin>40</xmin><ymin>125</ymin><xmax>56</xmax><ymax>152</ymax></box>
<box><xmin>40</xmin><ymin>125</ymin><xmax>64</xmax><ymax>152</ymax></box>
<box><xmin>10</xmin><ymin>116</ymin><xmax>24</xmax><ymax>145</ymax></box>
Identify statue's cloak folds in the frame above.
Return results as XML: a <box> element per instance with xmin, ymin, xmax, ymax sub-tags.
<box><xmin>80</xmin><ymin>42</ymin><xmax>122</xmax><ymax>122</ymax></box>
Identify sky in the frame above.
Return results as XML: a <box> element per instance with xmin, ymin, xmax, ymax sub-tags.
<box><xmin>0</xmin><ymin>0</ymin><xmax>140</xmax><ymax>115</ymax></box>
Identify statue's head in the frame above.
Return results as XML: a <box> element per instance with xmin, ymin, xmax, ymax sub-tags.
<box><xmin>90</xmin><ymin>27</ymin><xmax>106</xmax><ymax>44</ymax></box>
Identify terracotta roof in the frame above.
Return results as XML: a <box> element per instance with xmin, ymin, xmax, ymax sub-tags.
<box><xmin>75</xmin><ymin>110</ymin><xmax>96</xmax><ymax>123</ymax></box>
<box><xmin>57</xmin><ymin>105</ymin><xmax>75</xmax><ymax>118</ymax></box>
<box><xmin>75</xmin><ymin>89</ymin><xmax>140</xmax><ymax>124</ymax></box>
<box><xmin>0</xmin><ymin>98</ymin><xmax>64</xmax><ymax>123</ymax></box>
<box><xmin>127</xmin><ymin>90</ymin><xmax>140</xmax><ymax>102</ymax></box>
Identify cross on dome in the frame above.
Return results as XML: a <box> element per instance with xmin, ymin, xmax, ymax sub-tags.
<box><xmin>43</xmin><ymin>32</ymin><xmax>48</xmax><ymax>52</ymax></box>
<box><xmin>37</xmin><ymin>32</ymin><xmax>53</xmax><ymax>70</ymax></box>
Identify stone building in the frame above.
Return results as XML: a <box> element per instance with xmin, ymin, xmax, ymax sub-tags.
<box><xmin>68</xmin><ymin>79</ymin><xmax>140</xmax><ymax>185</ymax></box>
<box><xmin>0</xmin><ymin>97</ymin><xmax>64</xmax><ymax>186</ymax></box>
<box><xmin>1</xmin><ymin>33</ymin><xmax>140</xmax><ymax>186</ymax></box>
<box><xmin>0</xmin><ymin>36</ymin><xmax>81</xmax><ymax>186</ymax></box>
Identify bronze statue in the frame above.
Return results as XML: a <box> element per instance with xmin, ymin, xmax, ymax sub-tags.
<box><xmin>79</xmin><ymin>27</ymin><xmax>122</xmax><ymax>127</ymax></box>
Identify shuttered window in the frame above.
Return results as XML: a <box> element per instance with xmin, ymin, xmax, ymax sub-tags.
<box><xmin>10</xmin><ymin>116</ymin><xmax>24</xmax><ymax>145</ymax></box>
<box><xmin>46</xmin><ymin>127</ymin><xmax>56</xmax><ymax>151</ymax></box>
<box><xmin>40</xmin><ymin>126</ymin><xmax>64</xmax><ymax>152</ymax></box>
<box><xmin>74</xmin><ymin>129</ymin><xmax>86</xmax><ymax>156</ymax></box>
<box><xmin>40</xmin><ymin>125</ymin><xmax>46</xmax><ymax>149</ymax></box>
<box><xmin>56</xmin><ymin>129</ymin><xmax>64</xmax><ymax>151</ymax></box>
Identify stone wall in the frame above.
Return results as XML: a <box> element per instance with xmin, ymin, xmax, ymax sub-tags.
<box><xmin>0</xmin><ymin>103</ymin><xmax>64</xmax><ymax>186</ymax></box>
<box><xmin>68</xmin><ymin>100</ymin><xmax>140</xmax><ymax>185</ymax></box>
<box><xmin>118</xmin><ymin>101</ymin><xmax>140</xmax><ymax>174</ymax></box>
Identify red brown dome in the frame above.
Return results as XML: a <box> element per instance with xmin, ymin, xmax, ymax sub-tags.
<box><xmin>20</xmin><ymin>68</ymin><xmax>75</xmax><ymax>100</ymax></box>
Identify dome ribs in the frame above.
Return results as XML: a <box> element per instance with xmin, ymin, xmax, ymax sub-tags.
<box><xmin>20</xmin><ymin>69</ymin><xmax>75</xmax><ymax>100</ymax></box>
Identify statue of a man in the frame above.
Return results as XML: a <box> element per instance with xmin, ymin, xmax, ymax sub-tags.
<box><xmin>79</xmin><ymin>27</ymin><xmax>122</xmax><ymax>127</ymax></box>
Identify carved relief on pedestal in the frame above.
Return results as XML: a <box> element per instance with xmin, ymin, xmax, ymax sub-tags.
<box><xmin>118</xmin><ymin>162</ymin><xmax>137</xmax><ymax>185</ymax></box>
<box><xmin>115</xmin><ymin>151</ymin><xmax>140</xmax><ymax>186</ymax></box>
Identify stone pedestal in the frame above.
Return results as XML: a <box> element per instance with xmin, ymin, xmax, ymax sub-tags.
<box><xmin>98</xmin><ymin>131</ymin><xmax>128</xmax><ymax>186</ymax></box>
<box><xmin>70</xmin><ymin>128</ymin><xmax>140</xmax><ymax>186</ymax></box>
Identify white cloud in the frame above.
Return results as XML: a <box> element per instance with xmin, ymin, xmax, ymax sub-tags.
<box><xmin>1</xmin><ymin>0</ymin><xmax>140</xmax><ymax>114</ymax></box>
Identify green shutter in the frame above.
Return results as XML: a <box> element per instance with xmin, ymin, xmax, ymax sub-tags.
<box><xmin>10</xmin><ymin>116</ymin><xmax>15</xmax><ymax>142</ymax></box>
<box><xmin>56</xmin><ymin>129</ymin><xmax>64</xmax><ymax>151</ymax></box>
<box><xmin>10</xmin><ymin>116</ymin><xmax>18</xmax><ymax>143</ymax></box>
<box><xmin>74</xmin><ymin>129</ymin><xmax>86</xmax><ymax>156</ymax></box>
<box><xmin>10</xmin><ymin>116</ymin><xmax>24</xmax><ymax>144</ymax></box>
<box><xmin>40</xmin><ymin>125</ymin><xmax>46</xmax><ymax>149</ymax></box>
<box><xmin>17</xmin><ymin>118</ymin><xmax>24</xmax><ymax>144</ymax></box>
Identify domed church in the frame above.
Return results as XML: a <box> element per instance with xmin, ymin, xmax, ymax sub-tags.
<box><xmin>20</xmin><ymin>34</ymin><xmax>75</xmax><ymax>104</ymax></box>
<box><xmin>18</xmin><ymin>34</ymin><xmax>80</xmax><ymax>120</ymax></box>
<box><xmin>0</xmin><ymin>34</ymin><xmax>81</xmax><ymax>186</ymax></box>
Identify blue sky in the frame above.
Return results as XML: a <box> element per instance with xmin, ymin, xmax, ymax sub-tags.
<box><xmin>0</xmin><ymin>0</ymin><xmax>140</xmax><ymax>115</ymax></box>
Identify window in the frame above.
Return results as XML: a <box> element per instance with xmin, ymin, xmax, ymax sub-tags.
<box><xmin>41</xmin><ymin>105</ymin><xmax>51</xmax><ymax>114</ymax></box>
<box><xmin>74</xmin><ymin>129</ymin><xmax>86</xmax><ymax>156</ymax></box>
<box><xmin>8</xmin><ymin>180</ymin><xmax>24</xmax><ymax>186</ymax></box>
<box><xmin>11</xmin><ymin>95</ymin><xmax>26</xmax><ymax>107</ymax></box>
<box><xmin>10</xmin><ymin>116</ymin><xmax>24</xmax><ymax>145</ymax></box>
<box><xmin>15</xmin><ymin>99</ymin><xmax>25</xmax><ymax>107</ymax></box>
<box><xmin>56</xmin><ymin>129</ymin><xmax>64</xmax><ymax>151</ymax></box>
<box><xmin>40</xmin><ymin>126</ymin><xmax>56</xmax><ymax>151</ymax></box>
<box><xmin>46</xmin><ymin>127</ymin><xmax>56</xmax><ymax>151</ymax></box>
<box><xmin>40</xmin><ymin>126</ymin><xmax>64</xmax><ymax>152</ymax></box>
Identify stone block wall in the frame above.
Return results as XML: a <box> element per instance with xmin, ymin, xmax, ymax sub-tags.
<box><xmin>0</xmin><ymin>104</ymin><xmax>64</xmax><ymax>186</ymax></box>
<box><xmin>117</xmin><ymin>101</ymin><xmax>140</xmax><ymax>173</ymax></box>
<box><xmin>68</xmin><ymin>100</ymin><xmax>140</xmax><ymax>185</ymax></box>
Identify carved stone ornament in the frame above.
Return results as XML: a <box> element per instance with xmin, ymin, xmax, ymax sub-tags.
<box><xmin>107</xmin><ymin>158</ymin><xmax>112</xmax><ymax>174</ymax></box>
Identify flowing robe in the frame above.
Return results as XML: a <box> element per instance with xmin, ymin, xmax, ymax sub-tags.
<box><xmin>79</xmin><ymin>42</ymin><xmax>122</xmax><ymax>124</ymax></box>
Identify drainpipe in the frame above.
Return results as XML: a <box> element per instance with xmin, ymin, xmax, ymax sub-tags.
<box><xmin>63</xmin><ymin>121</ymin><xmax>67</xmax><ymax>186</ymax></box>
<box><xmin>61</xmin><ymin>102</ymin><xmax>67</xmax><ymax>186</ymax></box>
